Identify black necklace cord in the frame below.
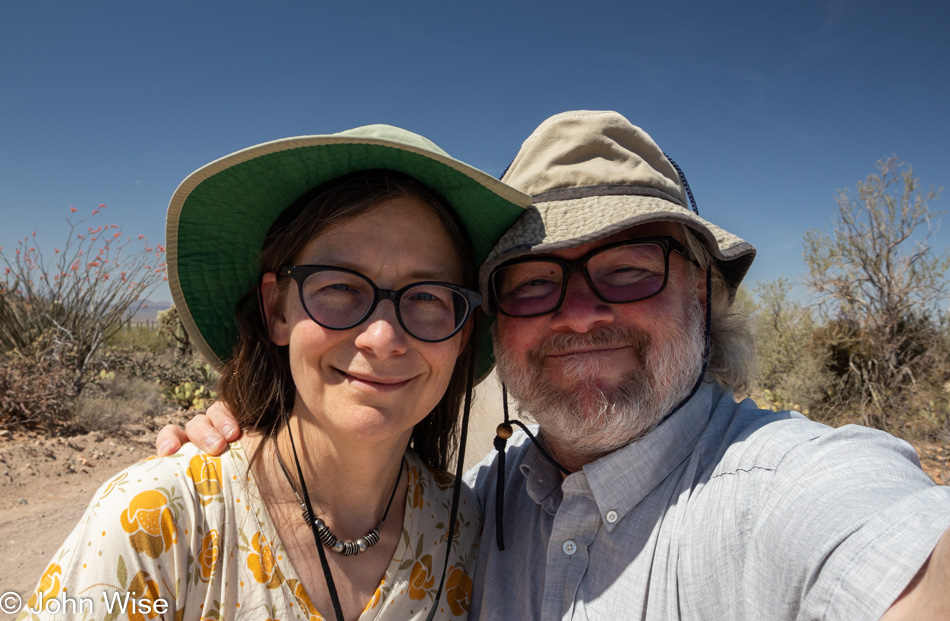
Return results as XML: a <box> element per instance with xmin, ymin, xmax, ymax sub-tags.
<box><xmin>423</xmin><ymin>313</ymin><xmax>477</xmax><ymax>621</ymax></box>
<box><xmin>284</xmin><ymin>415</ymin><xmax>346</xmax><ymax>621</ymax></box>
<box><xmin>499</xmin><ymin>388</ymin><xmax>571</xmax><ymax>477</ymax></box>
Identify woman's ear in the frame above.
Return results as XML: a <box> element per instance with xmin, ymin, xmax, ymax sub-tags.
<box><xmin>260</xmin><ymin>273</ymin><xmax>290</xmax><ymax>346</ymax></box>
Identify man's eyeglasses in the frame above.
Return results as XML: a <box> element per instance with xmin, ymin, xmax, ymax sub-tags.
<box><xmin>279</xmin><ymin>265</ymin><xmax>481</xmax><ymax>342</ymax></box>
<box><xmin>490</xmin><ymin>237</ymin><xmax>694</xmax><ymax>318</ymax></box>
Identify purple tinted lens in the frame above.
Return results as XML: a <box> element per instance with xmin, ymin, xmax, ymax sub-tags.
<box><xmin>493</xmin><ymin>242</ymin><xmax>669</xmax><ymax>316</ymax></box>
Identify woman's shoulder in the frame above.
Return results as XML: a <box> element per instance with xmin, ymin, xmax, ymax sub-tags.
<box><xmin>20</xmin><ymin>445</ymin><xmax>256</xmax><ymax>619</ymax></box>
<box><xmin>86</xmin><ymin>442</ymin><xmax>248</xmax><ymax>530</ymax></box>
<box><xmin>100</xmin><ymin>441</ymin><xmax>244</xmax><ymax>489</ymax></box>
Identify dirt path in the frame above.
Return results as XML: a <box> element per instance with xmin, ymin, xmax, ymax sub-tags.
<box><xmin>0</xmin><ymin>412</ymin><xmax>188</xmax><ymax>618</ymax></box>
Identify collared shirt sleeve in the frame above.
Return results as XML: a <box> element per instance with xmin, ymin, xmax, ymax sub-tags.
<box><xmin>742</xmin><ymin>423</ymin><xmax>948</xmax><ymax>620</ymax></box>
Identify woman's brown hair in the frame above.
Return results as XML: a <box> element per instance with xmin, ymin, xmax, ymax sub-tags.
<box><xmin>218</xmin><ymin>170</ymin><xmax>476</xmax><ymax>470</ymax></box>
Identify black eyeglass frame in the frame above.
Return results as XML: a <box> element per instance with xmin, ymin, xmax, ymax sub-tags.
<box><xmin>489</xmin><ymin>236</ymin><xmax>696</xmax><ymax>318</ymax></box>
<box><xmin>278</xmin><ymin>265</ymin><xmax>482</xmax><ymax>343</ymax></box>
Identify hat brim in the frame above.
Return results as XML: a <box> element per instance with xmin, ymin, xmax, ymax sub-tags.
<box><xmin>167</xmin><ymin>131</ymin><xmax>529</xmax><ymax>379</ymax></box>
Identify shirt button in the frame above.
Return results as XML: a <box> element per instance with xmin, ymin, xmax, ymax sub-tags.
<box><xmin>562</xmin><ymin>540</ymin><xmax>577</xmax><ymax>555</ymax></box>
<box><xmin>605</xmin><ymin>510</ymin><xmax>619</xmax><ymax>523</ymax></box>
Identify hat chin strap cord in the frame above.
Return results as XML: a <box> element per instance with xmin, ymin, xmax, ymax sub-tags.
<box><xmin>492</xmin><ymin>385</ymin><xmax>570</xmax><ymax>551</ymax></box>
<box><xmin>663</xmin><ymin>152</ymin><xmax>700</xmax><ymax>215</ymax></box>
<box><xmin>422</xmin><ymin>326</ymin><xmax>476</xmax><ymax>621</ymax></box>
<box><xmin>491</xmin><ymin>267</ymin><xmax>712</xmax><ymax>552</ymax></box>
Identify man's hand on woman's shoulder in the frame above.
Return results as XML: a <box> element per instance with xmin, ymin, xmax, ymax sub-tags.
<box><xmin>155</xmin><ymin>401</ymin><xmax>240</xmax><ymax>456</ymax></box>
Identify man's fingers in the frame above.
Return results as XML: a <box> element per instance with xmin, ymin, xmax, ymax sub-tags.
<box><xmin>155</xmin><ymin>424</ymin><xmax>187</xmax><ymax>456</ymax></box>
<box><xmin>205</xmin><ymin>401</ymin><xmax>240</xmax><ymax>442</ymax></box>
<box><xmin>184</xmin><ymin>414</ymin><xmax>228</xmax><ymax>455</ymax></box>
<box><xmin>155</xmin><ymin>402</ymin><xmax>238</xmax><ymax>458</ymax></box>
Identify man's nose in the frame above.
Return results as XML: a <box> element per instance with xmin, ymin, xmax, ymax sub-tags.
<box><xmin>548</xmin><ymin>272</ymin><xmax>615</xmax><ymax>333</ymax></box>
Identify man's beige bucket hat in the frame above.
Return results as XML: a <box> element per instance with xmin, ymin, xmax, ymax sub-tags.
<box><xmin>480</xmin><ymin>110</ymin><xmax>756</xmax><ymax>312</ymax></box>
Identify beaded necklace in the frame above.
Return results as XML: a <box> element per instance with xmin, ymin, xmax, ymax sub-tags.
<box><xmin>276</xmin><ymin>445</ymin><xmax>402</xmax><ymax>557</ymax></box>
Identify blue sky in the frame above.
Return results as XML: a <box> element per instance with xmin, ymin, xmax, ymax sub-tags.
<box><xmin>2</xmin><ymin>0</ymin><xmax>948</xmax><ymax>304</ymax></box>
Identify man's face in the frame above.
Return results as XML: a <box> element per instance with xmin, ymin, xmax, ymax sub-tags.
<box><xmin>493</xmin><ymin>221</ymin><xmax>706</xmax><ymax>463</ymax></box>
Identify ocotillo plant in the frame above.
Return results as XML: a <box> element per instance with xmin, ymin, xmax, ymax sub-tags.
<box><xmin>0</xmin><ymin>204</ymin><xmax>166</xmax><ymax>398</ymax></box>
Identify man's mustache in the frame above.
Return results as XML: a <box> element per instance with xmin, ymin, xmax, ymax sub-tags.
<box><xmin>527</xmin><ymin>326</ymin><xmax>652</xmax><ymax>367</ymax></box>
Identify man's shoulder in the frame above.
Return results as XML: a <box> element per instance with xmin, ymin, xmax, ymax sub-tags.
<box><xmin>707</xmin><ymin>395</ymin><xmax>920</xmax><ymax>479</ymax></box>
<box><xmin>712</xmin><ymin>398</ymin><xmax>824</xmax><ymax>463</ymax></box>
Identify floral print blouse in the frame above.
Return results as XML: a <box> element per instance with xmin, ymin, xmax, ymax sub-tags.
<box><xmin>18</xmin><ymin>442</ymin><xmax>481</xmax><ymax>620</ymax></box>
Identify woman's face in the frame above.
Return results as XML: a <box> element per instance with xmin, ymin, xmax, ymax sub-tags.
<box><xmin>266</xmin><ymin>196</ymin><xmax>470</xmax><ymax>447</ymax></box>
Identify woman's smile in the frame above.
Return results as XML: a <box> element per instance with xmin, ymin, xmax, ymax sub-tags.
<box><xmin>335</xmin><ymin>367</ymin><xmax>416</xmax><ymax>392</ymax></box>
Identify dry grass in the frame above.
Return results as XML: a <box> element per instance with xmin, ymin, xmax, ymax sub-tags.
<box><xmin>71</xmin><ymin>373</ymin><xmax>166</xmax><ymax>431</ymax></box>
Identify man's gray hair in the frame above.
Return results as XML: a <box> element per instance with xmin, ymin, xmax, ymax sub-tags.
<box><xmin>681</xmin><ymin>225</ymin><xmax>756</xmax><ymax>395</ymax></box>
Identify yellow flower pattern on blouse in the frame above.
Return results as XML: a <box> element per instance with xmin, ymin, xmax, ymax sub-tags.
<box><xmin>408</xmin><ymin>464</ymin><xmax>426</xmax><ymax>509</ymax></box>
<box><xmin>445</xmin><ymin>565</ymin><xmax>474</xmax><ymax>616</ymax></box>
<box><xmin>126</xmin><ymin>570</ymin><xmax>163</xmax><ymax>621</ymax></box>
<box><xmin>119</xmin><ymin>489</ymin><xmax>179</xmax><ymax>558</ymax></box>
<box><xmin>247</xmin><ymin>530</ymin><xmax>284</xmax><ymax>589</ymax></box>
<box><xmin>363</xmin><ymin>579</ymin><xmax>384</xmax><ymax>613</ymax></box>
<box><xmin>18</xmin><ymin>443</ymin><xmax>480</xmax><ymax>620</ymax></box>
<box><xmin>186</xmin><ymin>454</ymin><xmax>224</xmax><ymax>506</ymax></box>
<box><xmin>198</xmin><ymin>529</ymin><xmax>221</xmax><ymax>582</ymax></box>
<box><xmin>24</xmin><ymin>562</ymin><xmax>62</xmax><ymax>612</ymax></box>
<box><xmin>408</xmin><ymin>554</ymin><xmax>435</xmax><ymax>600</ymax></box>
<box><xmin>285</xmin><ymin>578</ymin><xmax>325</xmax><ymax>621</ymax></box>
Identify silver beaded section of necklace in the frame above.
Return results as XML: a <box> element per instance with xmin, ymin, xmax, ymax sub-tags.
<box><xmin>303</xmin><ymin>510</ymin><xmax>382</xmax><ymax>556</ymax></box>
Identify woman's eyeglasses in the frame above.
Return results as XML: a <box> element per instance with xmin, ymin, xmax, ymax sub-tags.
<box><xmin>490</xmin><ymin>237</ymin><xmax>693</xmax><ymax>317</ymax></box>
<box><xmin>279</xmin><ymin>265</ymin><xmax>481</xmax><ymax>342</ymax></box>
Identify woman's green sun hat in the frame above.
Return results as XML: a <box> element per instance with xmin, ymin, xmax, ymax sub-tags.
<box><xmin>166</xmin><ymin>124</ymin><xmax>530</xmax><ymax>378</ymax></box>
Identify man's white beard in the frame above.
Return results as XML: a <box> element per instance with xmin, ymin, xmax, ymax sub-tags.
<box><xmin>494</xmin><ymin>295</ymin><xmax>706</xmax><ymax>464</ymax></box>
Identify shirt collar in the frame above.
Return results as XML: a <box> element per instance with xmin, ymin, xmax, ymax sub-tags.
<box><xmin>517</xmin><ymin>382</ymin><xmax>720</xmax><ymax>524</ymax></box>
<box><xmin>585</xmin><ymin>382</ymin><xmax>719</xmax><ymax>529</ymax></box>
<box><xmin>519</xmin><ymin>432</ymin><xmax>564</xmax><ymax>513</ymax></box>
